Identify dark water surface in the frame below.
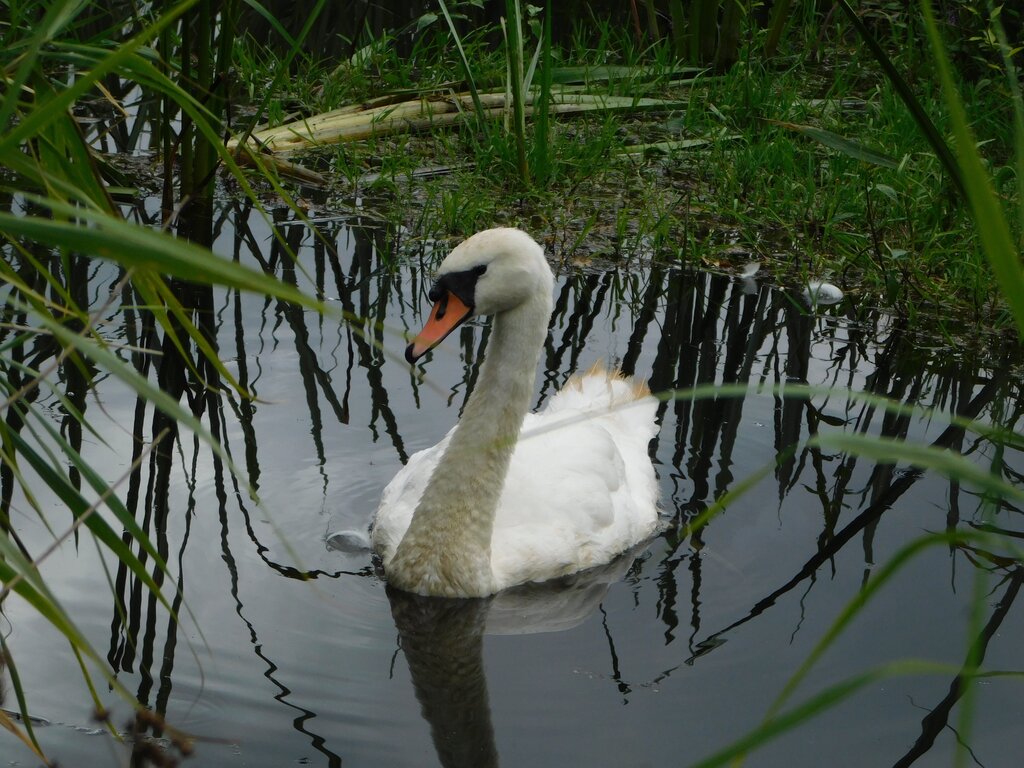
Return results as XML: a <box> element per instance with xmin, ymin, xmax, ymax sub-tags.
<box><xmin>2</xmin><ymin>202</ymin><xmax>1022</xmax><ymax>767</ymax></box>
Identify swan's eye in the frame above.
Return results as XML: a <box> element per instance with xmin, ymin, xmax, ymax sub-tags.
<box><xmin>473</xmin><ymin>264</ymin><xmax>487</xmax><ymax>276</ymax></box>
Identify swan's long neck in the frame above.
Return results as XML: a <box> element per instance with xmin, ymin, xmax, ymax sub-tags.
<box><xmin>388</xmin><ymin>289</ymin><xmax>552</xmax><ymax>597</ymax></box>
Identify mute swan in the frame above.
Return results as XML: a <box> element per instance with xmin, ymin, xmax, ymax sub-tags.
<box><xmin>371</xmin><ymin>228</ymin><xmax>661</xmax><ymax>597</ymax></box>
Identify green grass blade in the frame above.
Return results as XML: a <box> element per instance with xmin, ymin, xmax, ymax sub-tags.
<box><xmin>532</xmin><ymin>0</ymin><xmax>552</xmax><ymax>183</ymax></box>
<box><xmin>773</xmin><ymin>121</ymin><xmax>900</xmax><ymax>168</ymax></box>
<box><xmin>239</xmin><ymin>0</ymin><xmax>297</xmax><ymax>47</ymax></box>
<box><xmin>522</xmin><ymin>11</ymin><xmax>544</xmax><ymax>93</ymax></box>
<box><xmin>0</xmin><ymin>201</ymin><xmax>322</xmax><ymax>312</ymax></box>
<box><xmin>437</xmin><ymin>0</ymin><xmax>486</xmax><ymax>125</ymax></box>
<box><xmin>504</xmin><ymin>0</ymin><xmax>529</xmax><ymax>183</ymax></box>
<box><xmin>0</xmin><ymin>0</ymin><xmax>201</xmax><ymax>155</ymax></box>
<box><xmin>990</xmin><ymin>14</ymin><xmax>1024</xmax><ymax>248</ymax></box>
<box><xmin>69</xmin><ymin>644</ymin><xmax>119</xmax><ymax>740</ymax></box>
<box><xmin>0</xmin><ymin>0</ymin><xmax>88</xmax><ymax>133</ymax></box>
<box><xmin>30</xmin><ymin>90</ymin><xmax>115</xmax><ymax>209</ymax></box>
<box><xmin>150</xmin><ymin>276</ymin><xmax>247</xmax><ymax>394</ymax></box>
<box><xmin>0</xmin><ymin>635</ymin><xmax>46</xmax><ymax>755</ymax></box>
<box><xmin>919</xmin><ymin>0</ymin><xmax>1024</xmax><ymax>335</ymax></box>
<box><xmin>3</xmin><ymin>429</ymin><xmax>176</xmax><ymax>612</ymax></box>
<box><xmin>811</xmin><ymin>432</ymin><xmax>1024</xmax><ymax>502</ymax></box>
<box><xmin>21</xmin><ymin>407</ymin><xmax>175</xmax><ymax>589</ymax></box>
<box><xmin>836</xmin><ymin>0</ymin><xmax>966</xmax><ymax>198</ymax></box>
<box><xmin>691</xmin><ymin>660</ymin><xmax>963</xmax><ymax>768</ymax></box>
<box><xmin>232</xmin><ymin>0</ymin><xmax>330</xmax><ymax>151</ymax></box>
<box><xmin>7</xmin><ymin>297</ymin><xmax>256</xmax><ymax>506</ymax></box>
<box><xmin>0</xmin><ymin>543</ymin><xmax>85</xmax><ymax>646</ymax></box>
<box><xmin>765</xmin><ymin>532</ymin><xmax>958</xmax><ymax>720</ymax></box>
<box><xmin>0</xmin><ymin>544</ymin><xmax>139</xmax><ymax>706</ymax></box>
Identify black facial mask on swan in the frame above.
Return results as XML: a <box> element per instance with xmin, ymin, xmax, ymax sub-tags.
<box><xmin>406</xmin><ymin>265</ymin><xmax>488</xmax><ymax>364</ymax></box>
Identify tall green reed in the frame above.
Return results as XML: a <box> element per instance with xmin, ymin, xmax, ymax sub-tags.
<box><xmin>434</xmin><ymin>0</ymin><xmax>559</xmax><ymax>188</ymax></box>
<box><xmin>0</xmin><ymin>0</ymin><xmax>329</xmax><ymax>760</ymax></box>
<box><xmin>919</xmin><ymin>0</ymin><xmax>1024</xmax><ymax>333</ymax></box>
<box><xmin>636</xmin><ymin>0</ymin><xmax>743</xmax><ymax>70</ymax></box>
<box><xmin>502</xmin><ymin>0</ymin><xmax>529</xmax><ymax>182</ymax></box>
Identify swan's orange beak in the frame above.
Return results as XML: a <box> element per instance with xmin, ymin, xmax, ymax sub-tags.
<box><xmin>406</xmin><ymin>291</ymin><xmax>473</xmax><ymax>363</ymax></box>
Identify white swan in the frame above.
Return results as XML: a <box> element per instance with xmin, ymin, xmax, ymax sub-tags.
<box><xmin>371</xmin><ymin>228</ymin><xmax>661</xmax><ymax>598</ymax></box>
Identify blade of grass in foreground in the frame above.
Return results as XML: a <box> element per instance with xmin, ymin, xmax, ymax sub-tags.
<box><xmin>689</xmin><ymin>660</ymin><xmax>975</xmax><ymax>768</ymax></box>
<box><xmin>811</xmin><ymin>433</ymin><xmax>1024</xmax><ymax>503</ymax></box>
<box><xmin>2</xmin><ymin>426</ymin><xmax>176</xmax><ymax>612</ymax></box>
<box><xmin>764</xmin><ymin>532</ymin><xmax>962</xmax><ymax>719</ymax></box>
<box><xmin>0</xmin><ymin>635</ymin><xmax>48</xmax><ymax>759</ymax></box>
<box><xmin>0</xmin><ymin>544</ymin><xmax>107</xmax><ymax>683</ymax></box>
<box><xmin>0</xmin><ymin>200</ymin><xmax>323</xmax><ymax>312</ymax></box>
<box><xmin>920</xmin><ymin>0</ymin><xmax>1024</xmax><ymax>336</ymax></box>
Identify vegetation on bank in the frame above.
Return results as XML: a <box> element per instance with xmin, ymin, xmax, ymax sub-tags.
<box><xmin>231</xmin><ymin>2</ymin><xmax>1022</xmax><ymax>332</ymax></box>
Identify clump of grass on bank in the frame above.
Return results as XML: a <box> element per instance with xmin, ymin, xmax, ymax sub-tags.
<box><xmin>231</xmin><ymin>7</ymin><xmax>1020</xmax><ymax>333</ymax></box>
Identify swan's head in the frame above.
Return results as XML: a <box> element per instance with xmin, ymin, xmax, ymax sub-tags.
<box><xmin>406</xmin><ymin>228</ymin><xmax>553</xmax><ymax>363</ymax></box>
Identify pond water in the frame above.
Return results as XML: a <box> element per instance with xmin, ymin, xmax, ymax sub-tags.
<box><xmin>2</xmin><ymin>201</ymin><xmax>1023</xmax><ymax>767</ymax></box>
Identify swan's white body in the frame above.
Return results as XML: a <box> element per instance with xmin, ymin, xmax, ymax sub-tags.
<box><xmin>371</xmin><ymin>228</ymin><xmax>660</xmax><ymax>597</ymax></box>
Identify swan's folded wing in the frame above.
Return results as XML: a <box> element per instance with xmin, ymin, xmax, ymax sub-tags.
<box><xmin>491</xmin><ymin>409</ymin><xmax>659</xmax><ymax>587</ymax></box>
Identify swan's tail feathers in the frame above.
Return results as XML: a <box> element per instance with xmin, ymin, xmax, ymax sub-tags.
<box><xmin>546</xmin><ymin>362</ymin><xmax>658</xmax><ymax>445</ymax></box>
<box><xmin>562</xmin><ymin>361</ymin><xmax>652</xmax><ymax>405</ymax></box>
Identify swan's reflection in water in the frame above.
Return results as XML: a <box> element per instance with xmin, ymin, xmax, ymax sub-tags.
<box><xmin>387</xmin><ymin>551</ymin><xmax>638</xmax><ymax>768</ymax></box>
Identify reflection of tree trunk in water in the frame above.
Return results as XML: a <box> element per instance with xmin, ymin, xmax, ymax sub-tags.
<box><xmin>665</xmin><ymin>273</ymin><xmax>696</xmax><ymax>470</ymax></box>
<box><xmin>639</xmin><ymin>271</ymin><xmax>736</xmax><ymax>646</ymax></box>
<box><xmin>708</xmin><ymin>283</ymin><xmax>762</xmax><ymax>499</ymax></box>
<box><xmin>684</xmin><ymin>274</ymin><xmax>728</xmax><ymax>504</ymax></box>
<box><xmin>389</xmin><ymin>589</ymin><xmax>499</xmax><ymax>768</ymax></box>
<box><xmin>803</xmin><ymin>324</ymin><xmax>909</xmax><ymax>569</ymax></box>
<box><xmin>109</xmin><ymin>276</ymin><xmax>159</xmax><ymax>675</ymax></box>
<box><xmin>269</xmin><ymin>214</ymin><xmax>340</xmax><ymax>487</ymax></box>
<box><xmin>891</xmin><ymin>567</ymin><xmax>1024</xmax><ymax>768</ymax></box>
<box><xmin>944</xmin><ymin>374</ymin><xmax>976</xmax><ymax>543</ymax></box>
<box><xmin>187</xmin><ymin>348</ymin><xmax>345</xmax><ymax>767</ymax></box>
<box><xmin>147</xmin><ymin>273</ymin><xmax>219</xmax><ymax>713</ymax></box>
<box><xmin>859</xmin><ymin>330</ymin><xmax>925</xmax><ymax>572</ymax></box>
<box><xmin>0</xmin><ymin>347</ymin><xmax>31</xmax><ymax>552</ymax></box>
<box><xmin>228</xmin><ymin>279</ymin><xmax>263</xmax><ymax>492</ymax></box>
<box><xmin>154</xmin><ymin>199</ymin><xmax>219</xmax><ymax>506</ymax></box>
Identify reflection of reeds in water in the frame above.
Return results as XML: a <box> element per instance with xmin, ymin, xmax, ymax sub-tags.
<box><xmin>893</xmin><ymin>566</ymin><xmax>1023</xmax><ymax>766</ymax></box>
<box><xmin>4</xmin><ymin>197</ymin><xmax>1022</xmax><ymax>763</ymax></box>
